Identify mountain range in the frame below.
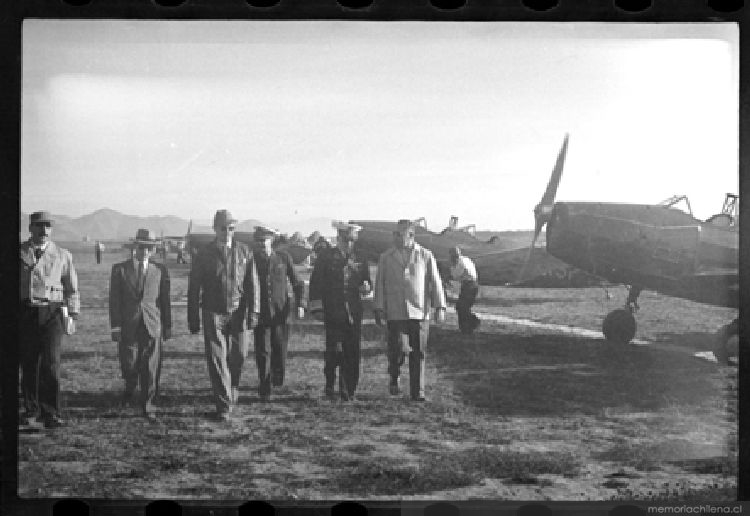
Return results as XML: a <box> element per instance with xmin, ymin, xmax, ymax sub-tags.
<box><xmin>19</xmin><ymin>208</ymin><xmax>330</xmax><ymax>242</ymax></box>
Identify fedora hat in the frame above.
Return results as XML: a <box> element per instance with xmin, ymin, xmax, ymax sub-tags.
<box><xmin>213</xmin><ymin>209</ymin><xmax>238</xmax><ymax>229</ymax></box>
<box><xmin>131</xmin><ymin>228</ymin><xmax>160</xmax><ymax>247</ymax></box>
<box><xmin>29</xmin><ymin>211</ymin><xmax>54</xmax><ymax>226</ymax></box>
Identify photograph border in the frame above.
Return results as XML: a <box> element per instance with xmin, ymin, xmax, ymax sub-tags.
<box><xmin>2</xmin><ymin>1</ymin><xmax>747</xmax><ymax>515</ymax></box>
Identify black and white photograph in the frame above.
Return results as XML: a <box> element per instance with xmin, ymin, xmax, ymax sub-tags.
<box><xmin>19</xmin><ymin>19</ymin><xmax>738</xmax><ymax>501</ymax></box>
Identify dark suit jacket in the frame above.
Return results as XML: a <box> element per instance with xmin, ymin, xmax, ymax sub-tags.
<box><xmin>109</xmin><ymin>260</ymin><xmax>172</xmax><ymax>342</ymax></box>
<box><xmin>187</xmin><ymin>240</ymin><xmax>258</xmax><ymax>332</ymax></box>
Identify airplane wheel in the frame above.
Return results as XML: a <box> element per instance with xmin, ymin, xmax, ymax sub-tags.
<box><xmin>714</xmin><ymin>319</ymin><xmax>739</xmax><ymax>366</ymax></box>
<box><xmin>602</xmin><ymin>308</ymin><xmax>636</xmax><ymax>345</ymax></box>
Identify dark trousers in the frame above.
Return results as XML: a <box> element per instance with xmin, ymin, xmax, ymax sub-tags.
<box><xmin>386</xmin><ymin>319</ymin><xmax>429</xmax><ymax>398</ymax></box>
<box><xmin>254</xmin><ymin>323</ymin><xmax>289</xmax><ymax>396</ymax></box>
<box><xmin>95</xmin><ymin>250</ymin><xmax>101</xmax><ymax>264</ymax></box>
<box><xmin>324</xmin><ymin>320</ymin><xmax>362</xmax><ymax>397</ymax></box>
<box><xmin>203</xmin><ymin>310</ymin><xmax>248</xmax><ymax>412</ymax></box>
<box><xmin>118</xmin><ymin>322</ymin><xmax>161</xmax><ymax>411</ymax></box>
<box><xmin>20</xmin><ymin>304</ymin><xmax>63</xmax><ymax>419</ymax></box>
<box><xmin>456</xmin><ymin>280</ymin><xmax>480</xmax><ymax>333</ymax></box>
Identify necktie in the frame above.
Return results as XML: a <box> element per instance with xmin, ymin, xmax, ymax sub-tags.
<box><xmin>34</xmin><ymin>248</ymin><xmax>43</xmax><ymax>261</ymax></box>
<box><xmin>137</xmin><ymin>262</ymin><xmax>145</xmax><ymax>292</ymax></box>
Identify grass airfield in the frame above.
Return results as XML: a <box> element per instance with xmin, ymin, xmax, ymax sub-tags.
<box><xmin>17</xmin><ymin>242</ymin><xmax>738</xmax><ymax>501</ymax></box>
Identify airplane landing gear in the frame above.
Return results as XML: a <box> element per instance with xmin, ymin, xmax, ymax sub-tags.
<box><xmin>602</xmin><ymin>285</ymin><xmax>642</xmax><ymax>345</ymax></box>
<box><xmin>714</xmin><ymin>318</ymin><xmax>738</xmax><ymax>366</ymax></box>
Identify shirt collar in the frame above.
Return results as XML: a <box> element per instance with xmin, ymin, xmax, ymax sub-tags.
<box><xmin>30</xmin><ymin>239</ymin><xmax>50</xmax><ymax>251</ymax></box>
<box><xmin>133</xmin><ymin>257</ymin><xmax>149</xmax><ymax>269</ymax></box>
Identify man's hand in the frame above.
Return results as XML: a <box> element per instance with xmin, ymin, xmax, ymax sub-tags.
<box><xmin>296</xmin><ymin>306</ymin><xmax>305</xmax><ymax>319</ymax></box>
<box><xmin>374</xmin><ymin>309</ymin><xmax>384</xmax><ymax>327</ymax></box>
<box><xmin>359</xmin><ymin>280</ymin><xmax>372</xmax><ymax>296</ymax></box>
<box><xmin>162</xmin><ymin>327</ymin><xmax>172</xmax><ymax>341</ymax></box>
<box><xmin>435</xmin><ymin>307</ymin><xmax>446</xmax><ymax>323</ymax></box>
<box><xmin>111</xmin><ymin>328</ymin><xmax>121</xmax><ymax>342</ymax></box>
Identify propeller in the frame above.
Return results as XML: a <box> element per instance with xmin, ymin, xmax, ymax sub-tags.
<box><xmin>517</xmin><ymin>134</ymin><xmax>569</xmax><ymax>283</ymax></box>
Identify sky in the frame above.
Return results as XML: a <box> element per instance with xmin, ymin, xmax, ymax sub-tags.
<box><xmin>21</xmin><ymin>21</ymin><xmax>739</xmax><ymax>231</ymax></box>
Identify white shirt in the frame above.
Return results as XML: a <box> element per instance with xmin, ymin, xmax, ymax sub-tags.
<box><xmin>450</xmin><ymin>255</ymin><xmax>477</xmax><ymax>283</ymax></box>
<box><xmin>133</xmin><ymin>258</ymin><xmax>149</xmax><ymax>271</ymax></box>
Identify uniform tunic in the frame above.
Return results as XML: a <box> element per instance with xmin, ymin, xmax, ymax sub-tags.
<box><xmin>252</xmin><ymin>249</ymin><xmax>304</xmax><ymax>396</ymax></box>
<box><xmin>309</xmin><ymin>246</ymin><xmax>371</xmax><ymax>397</ymax></box>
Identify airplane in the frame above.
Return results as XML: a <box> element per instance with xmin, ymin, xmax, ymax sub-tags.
<box><xmin>519</xmin><ymin>134</ymin><xmax>738</xmax><ymax>363</ymax></box>
<box><xmin>352</xmin><ymin>135</ymin><xmax>739</xmax><ymax>364</ymax></box>
<box><xmin>350</xmin><ymin>215</ymin><xmax>521</xmax><ymax>281</ymax></box>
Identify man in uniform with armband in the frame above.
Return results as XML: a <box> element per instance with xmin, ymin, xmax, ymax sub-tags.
<box><xmin>308</xmin><ymin>221</ymin><xmax>371</xmax><ymax>401</ymax></box>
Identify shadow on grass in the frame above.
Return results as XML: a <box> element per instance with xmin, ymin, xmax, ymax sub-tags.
<box><xmin>316</xmin><ymin>446</ymin><xmax>583</xmax><ymax>496</ymax></box>
<box><xmin>650</xmin><ymin>331</ymin><xmax>717</xmax><ymax>351</ymax></box>
<box><xmin>63</xmin><ymin>389</ymin><xmax>215</xmax><ymax>409</ymax></box>
<box><xmin>475</xmin><ymin>297</ymin><xmax>573</xmax><ymax>308</ymax></box>
<box><xmin>428</xmin><ymin>327</ymin><xmax>722</xmax><ymax>417</ymax></box>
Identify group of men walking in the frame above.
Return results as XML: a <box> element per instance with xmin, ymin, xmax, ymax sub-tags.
<box><xmin>20</xmin><ymin>209</ymin><xmax>481</xmax><ymax>426</ymax></box>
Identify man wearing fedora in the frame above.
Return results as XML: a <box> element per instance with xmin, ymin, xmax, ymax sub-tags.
<box><xmin>252</xmin><ymin>226</ymin><xmax>305</xmax><ymax>401</ymax></box>
<box><xmin>188</xmin><ymin>210</ymin><xmax>259</xmax><ymax>420</ymax></box>
<box><xmin>374</xmin><ymin>219</ymin><xmax>446</xmax><ymax>402</ymax></box>
<box><xmin>308</xmin><ymin>221</ymin><xmax>372</xmax><ymax>401</ymax></box>
<box><xmin>109</xmin><ymin>229</ymin><xmax>172</xmax><ymax>420</ymax></box>
<box><xmin>20</xmin><ymin>211</ymin><xmax>80</xmax><ymax>428</ymax></box>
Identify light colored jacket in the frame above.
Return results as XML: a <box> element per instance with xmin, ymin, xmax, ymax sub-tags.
<box><xmin>374</xmin><ymin>243</ymin><xmax>446</xmax><ymax>321</ymax></box>
<box><xmin>20</xmin><ymin>240</ymin><xmax>80</xmax><ymax>313</ymax></box>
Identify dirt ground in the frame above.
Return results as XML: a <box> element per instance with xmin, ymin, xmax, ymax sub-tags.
<box><xmin>16</xmin><ymin>243</ymin><xmax>738</xmax><ymax>501</ymax></box>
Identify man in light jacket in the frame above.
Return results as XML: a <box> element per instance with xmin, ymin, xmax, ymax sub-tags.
<box><xmin>20</xmin><ymin>211</ymin><xmax>80</xmax><ymax>428</ymax></box>
<box><xmin>374</xmin><ymin>219</ymin><xmax>446</xmax><ymax>402</ymax></box>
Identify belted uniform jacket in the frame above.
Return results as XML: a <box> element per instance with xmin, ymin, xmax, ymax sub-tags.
<box><xmin>109</xmin><ymin>260</ymin><xmax>172</xmax><ymax>342</ymax></box>
<box><xmin>253</xmin><ymin>249</ymin><xmax>304</xmax><ymax>326</ymax></box>
<box><xmin>187</xmin><ymin>240</ymin><xmax>259</xmax><ymax>332</ymax></box>
<box><xmin>308</xmin><ymin>246</ymin><xmax>371</xmax><ymax>327</ymax></box>
<box><xmin>374</xmin><ymin>242</ymin><xmax>446</xmax><ymax>321</ymax></box>
<box><xmin>20</xmin><ymin>240</ymin><xmax>80</xmax><ymax>313</ymax></box>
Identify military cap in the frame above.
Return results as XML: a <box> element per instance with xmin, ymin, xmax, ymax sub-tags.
<box><xmin>332</xmin><ymin>220</ymin><xmax>362</xmax><ymax>239</ymax></box>
<box><xmin>29</xmin><ymin>211</ymin><xmax>54</xmax><ymax>226</ymax></box>
<box><xmin>396</xmin><ymin>219</ymin><xmax>416</xmax><ymax>230</ymax></box>
<box><xmin>213</xmin><ymin>209</ymin><xmax>238</xmax><ymax>229</ymax></box>
<box><xmin>254</xmin><ymin>225</ymin><xmax>279</xmax><ymax>241</ymax></box>
<box><xmin>130</xmin><ymin>228</ymin><xmax>160</xmax><ymax>247</ymax></box>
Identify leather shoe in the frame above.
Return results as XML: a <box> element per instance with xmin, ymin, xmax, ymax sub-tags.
<box><xmin>389</xmin><ymin>378</ymin><xmax>400</xmax><ymax>396</ymax></box>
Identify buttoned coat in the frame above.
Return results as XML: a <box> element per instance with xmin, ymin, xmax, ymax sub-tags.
<box><xmin>309</xmin><ymin>246</ymin><xmax>371</xmax><ymax>326</ymax></box>
<box><xmin>20</xmin><ymin>239</ymin><xmax>80</xmax><ymax>313</ymax></box>
<box><xmin>374</xmin><ymin>243</ymin><xmax>447</xmax><ymax>321</ymax></box>
<box><xmin>109</xmin><ymin>260</ymin><xmax>172</xmax><ymax>343</ymax></box>
<box><xmin>187</xmin><ymin>240</ymin><xmax>259</xmax><ymax>332</ymax></box>
<box><xmin>253</xmin><ymin>249</ymin><xmax>304</xmax><ymax>325</ymax></box>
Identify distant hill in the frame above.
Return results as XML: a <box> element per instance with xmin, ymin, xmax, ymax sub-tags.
<box><xmin>19</xmin><ymin>209</ymin><xmax>331</xmax><ymax>242</ymax></box>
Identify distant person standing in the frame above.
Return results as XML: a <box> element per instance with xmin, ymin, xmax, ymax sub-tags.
<box><xmin>109</xmin><ymin>229</ymin><xmax>172</xmax><ymax>420</ymax></box>
<box><xmin>252</xmin><ymin>226</ymin><xmax>305</xmax><ymax>401</ymax></box>
<box><xmin>95</xmin><ymin>240</ymin><xmax>104</xmax><ymax>265</ymax></box>
<box><xmin>188</xmin><ymin>210</ymin><xmax>259</xmax><ymax>421</ymax></box>
<box><xmin>19</xmin><ymin>211</ymin><xmax>80</xmax><ymax>428</ymax></box>
<box><xmin>449</xmin><ymin>246</ymin><xmax>480</xmax><ymax>334</ymax></box>
<box><xmin>308</xmin><ymin>221</ymin><xmax>371</xmax><ymax>401</ymax></box>
<box><xmin>373</xmin><ymin>219</ymin><xmax>446</xmax><ymax>402</ymax></box>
